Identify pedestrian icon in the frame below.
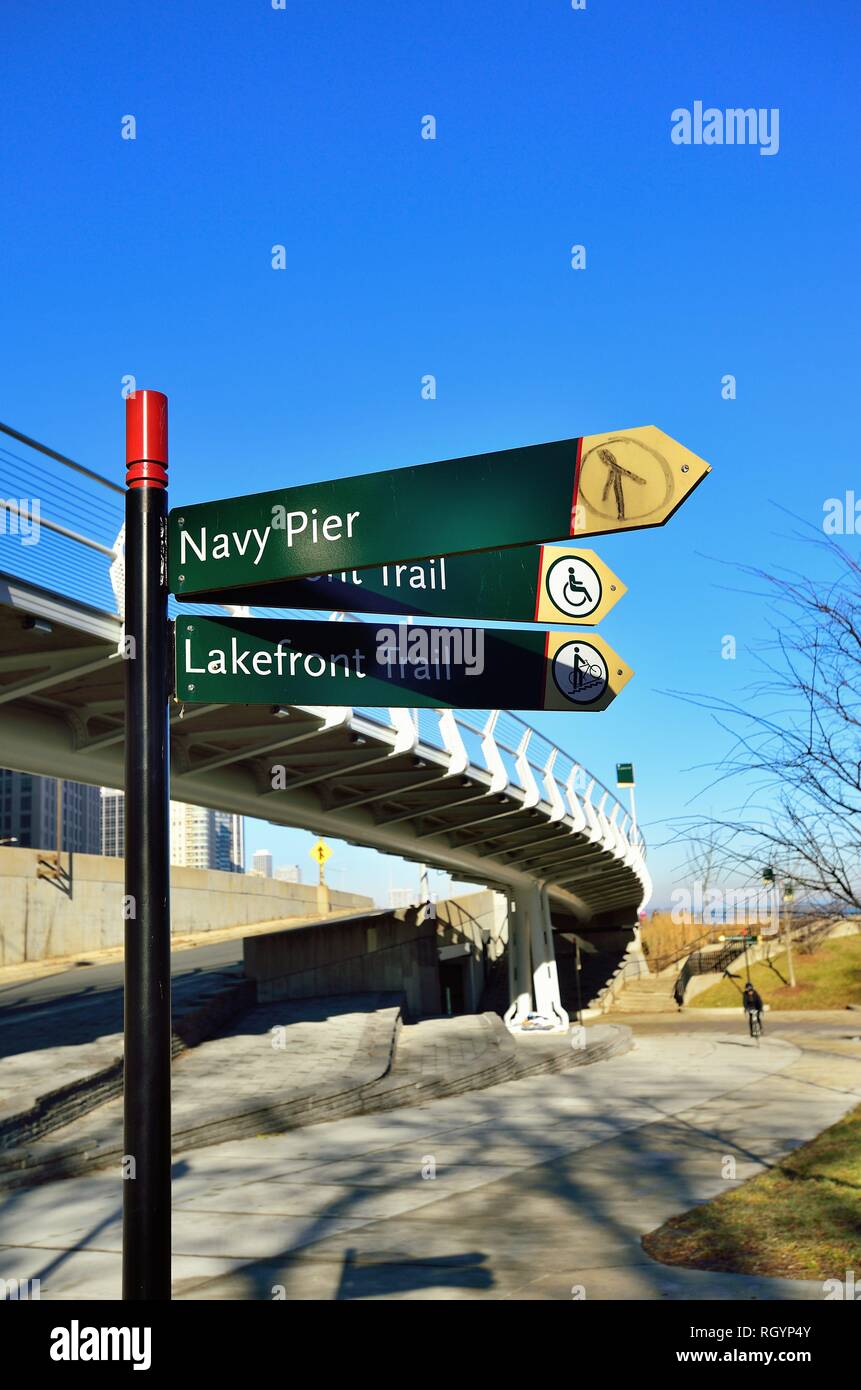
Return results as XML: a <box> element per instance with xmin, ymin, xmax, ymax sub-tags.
<box><xmin>544</xmin><ymin>554</ymin><xmax>602</xmax><ymax>618</ymax></box>
<box><xmin>597</xmin><ymin>447</ymin><xmax>647</xmax><ymax>521</ymax></box>
<box><xmin>574</xmin><ymin>430</ymin><xmax>684</xmax><ymax>531</ymax></box>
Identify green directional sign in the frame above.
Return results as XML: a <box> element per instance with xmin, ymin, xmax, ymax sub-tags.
<box><xmin>174</xmin><ymin>616</ymin><xmax>634</xmax><ymax>712</ymax></box>
<box><xmin>168</xmin><ymin>427</ymin><xmax>710</xmax><ymax>597</ymax></box>
<box><xmin>176</xmin><ymin>545</ymin><xmax>627</xmax><ymax>627</ymax></box>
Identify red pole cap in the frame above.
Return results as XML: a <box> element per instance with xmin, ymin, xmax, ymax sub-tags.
<box><xmin>126</xmin><ymin>390</ymin><xmax>168</xmax><ymax>488</ymax></box>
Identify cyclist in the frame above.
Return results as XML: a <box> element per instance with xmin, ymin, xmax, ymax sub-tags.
<box><xmin>743</xmin><ymin>981</ymin><xmax>764</xmax><ymax>1034</ymax></box>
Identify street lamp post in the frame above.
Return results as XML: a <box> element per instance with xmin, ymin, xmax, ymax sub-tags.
<box><xmin>615</xmin><ymin>762</ymin><xmax>637</xmax><ymax>840</ymax></box>
<box><xmin>763</xmin><ymin>865</ymin><xmax>796</xmax><ymax>991</ymax></box>
<box><xmin>783</xmin><ymin>880</ymin><xmax>797</xmax><ymax>989</ymax></box>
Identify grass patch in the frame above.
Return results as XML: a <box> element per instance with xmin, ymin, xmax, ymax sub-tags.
<box><xmin>689</xmin><ymin>935</ymin><xmax>861</xmax><ymax>1010</ymax></box>
<box><xmin>642</xmin><ymin>1103</ymin><xmax>861</xmax><ymax>1281</ymax></box>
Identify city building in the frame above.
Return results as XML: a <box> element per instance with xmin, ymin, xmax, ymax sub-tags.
<box><xmin>227</xmin><ymin>813</ymin><xmax>245</xmax><ymax>874</ymax></box>
<box><xmin>170</xmin><ymin>803</ymin><xmax>244</xmax><ymax>873</ymax></box>
<box><xmin>100</xmin><ymin>792</ymin><xmax>244</xmax><ymax>872</ymax></box>
<box><xmin>389</xmin><ymin>886</ymin><xmax>418</xmax><ymax>910</ymax></box>
<box><xmin>100</xmin><ymin>787</ymin><xmax>125</xmax><ymax>857</ymax></box>
<box><xmin>251</xmin><ymin>849</ymin><xmax>273</xmax><ymax>878</ymax></box>
<box><xmin>0</xmin><ymin>770</ymin><xmax>100</xmax><ymax>853</ymax></box>
<box><xmin>275</xmin><ymin>864</ymin><xmax>301</xmax><ymax>884</ymax></box>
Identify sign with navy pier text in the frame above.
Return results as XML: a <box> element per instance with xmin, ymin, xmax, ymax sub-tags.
<box><xmin>168</xmin><ymin>427</ymin><xmax>710</xmax><ymax>598</ymax></box>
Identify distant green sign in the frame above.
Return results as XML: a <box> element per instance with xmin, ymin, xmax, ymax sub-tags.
<box><xmin>616</xmin><ymin>762</ymin><xmax>635</xmax><ymax>786</ymax></box>
<box><xmin>177</xmin><ymin>545</ymin><xmax>627</xmax><ymax>628</ymax></box>
<box><xmin>168</xmin><ymin>427</ymin><xmax>710</xmax><ymax>597</ymax></box>
<box><xmin>174</xmin><ymin>616</ymin><xmax>634</xmax><ymax>712</ymax></box>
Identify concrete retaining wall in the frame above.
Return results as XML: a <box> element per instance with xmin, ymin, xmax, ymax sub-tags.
<box><xmin>0</xmin><ymin>847</ymin><xmax>374</xmax><ymax>966</ymax></box>
<box><xmin>434</xmin><ymin>889</ymin><xmax>508</xmax><ymax>1013</ymax></box>
<box><xmin>244</xmin><ymin>907</ymin><xmax>440</xmax><ymax>1018</ymax></box>
<box><xmin>435</xmin><ymin>890</ymin><xmax>508</xmax><ymax>957</ymax></box>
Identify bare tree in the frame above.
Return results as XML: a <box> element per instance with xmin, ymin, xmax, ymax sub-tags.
<box><xmin>683</xmin><ymin>820</ymin><xmax>721</xmax><ymax>900</ymax></box>
<box><xmin>668</xmin><ymin>535</ymin><xmax>861</xmax><ymax>916</ymax></box>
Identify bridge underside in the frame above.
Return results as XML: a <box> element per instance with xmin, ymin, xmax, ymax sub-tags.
<box><xmin>0</xmin><ymin>574</ymin><xmax>649</xmax><ymax>955</ymax></box>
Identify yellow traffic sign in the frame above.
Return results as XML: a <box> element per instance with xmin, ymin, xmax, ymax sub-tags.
<box><xmin>310</xmin><ymin>838</ymin><xmax>333</xmax><ymax>866</ymax></box>
<box><xmin>572</xmin><ymin>426</ymin><xmax>710</xmax><ymax>536</ymax></box>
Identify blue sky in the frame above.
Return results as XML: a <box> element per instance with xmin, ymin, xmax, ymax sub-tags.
<box><xmin>1</xmin><ymin>1</ymin><xmax>858</xmax><ymax>904</ymax></box>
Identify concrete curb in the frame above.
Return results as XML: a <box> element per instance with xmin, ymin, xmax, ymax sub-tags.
<box><xmin>683</xmin><ymin>1004</ymin><xmax>773</xmax><ymax>1016</ymax></box>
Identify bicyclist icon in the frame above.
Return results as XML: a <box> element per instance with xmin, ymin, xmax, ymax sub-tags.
<box><xmin>551</xmin><ymin>639</ymin><xmax>609</xmax><ymax>705</ymax></box>
<box><xmin>545</xmin><ymin>554</ymin><xmax>601</xmax><ymax>618</ymax></box>
<box><xmin>566</xmin><ymin>645</ymin><xmax>605</xmax><ymax>697</ymax></box>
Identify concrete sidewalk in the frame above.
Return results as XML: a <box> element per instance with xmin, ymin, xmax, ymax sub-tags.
<box><xmin>3</xmin><ymin>1015</ymin><xmax>859</xmax><ymax>1300</ymax></box>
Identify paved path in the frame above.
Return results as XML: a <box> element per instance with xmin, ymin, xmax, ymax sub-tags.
<box><xmin>3</xmin><ymin>1014</ymin><xmax>859</xmax><ymax>1300</ymax></box>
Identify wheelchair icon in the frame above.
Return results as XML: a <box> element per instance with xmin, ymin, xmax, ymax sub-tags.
<box><xmin>562</xmin><ymin>567</ymin><xmax>592</xmax><ymax>609</ymax></box>
<box><xmin>545</xmin><ymin>555</ymin><xmax>601</xmax><ymax>618</ymax></box>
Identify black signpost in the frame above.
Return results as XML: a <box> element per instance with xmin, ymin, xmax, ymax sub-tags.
<box><xmin>123</xmin><ymin>390</ymin><xmax>172</xmax><ymax>1301</ymax></box>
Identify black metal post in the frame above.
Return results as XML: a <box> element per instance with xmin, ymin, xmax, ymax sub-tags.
<box><xmin>123</xmin><ymin>389</ymin><xmax>172</xmax><ymax>1300</ymax></box>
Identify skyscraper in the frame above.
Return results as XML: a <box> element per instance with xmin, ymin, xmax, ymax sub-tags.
<box><xmin>0</xmin><ymin>771</ymin><xmax>100</xmax><ymax>854</ymax></box>
<box><xmin>389</xmin><ymin>886</ymin><xmax>418</xmax><ymax>910</ymax></box>
<box><xmin>170</xmin><ymin>802</ymin><xmax>245</xmax><ymax>873</ymax></box>
<box><xmin>100</xmin><ymin>791</ymin><xmax>244</xmax><ymax>872</ymax></box>
<box><xmin>210</xmin><ymin>809</ymin><xmax>244</xmax><ymax>873</ymax></box>
<box><xmin>251</xmin><ymin>849</ymin><xmax>273</xmax><ymax>878</ymax></box>
<box><xmin>228</xmin><ymin>813</ymin><xmax>245</xmax><ymax>874</ymax></box>
<box><xmin>100</xmin><ymin>787</ymin><xmax>125</xmax><ymax>857</ymax></box>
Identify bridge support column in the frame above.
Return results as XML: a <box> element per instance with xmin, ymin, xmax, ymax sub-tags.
<box><xmin>527</xmin><ymin>883</ymin><xmax>564</xmax><ymax>1026</ymax></box>
<box><xmin>538</xmin><ymin>885</ymin><xmax>569</xmax><ymax>1029</ymax></box>
<box><xmin>504</xmin><ymin>885</ymin><xmax>568</xmax><ymax>1031</ymax></box>
<box><xmin>504</xmin><ymin>889</ymin><xmax>533</xmax><ymax>1028</ymax></box>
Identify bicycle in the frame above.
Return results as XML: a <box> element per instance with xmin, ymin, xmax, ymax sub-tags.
<box><xmin>747</xmin><ymin>1009</ymin><xmax>763</xmax><ymax>1043</ymax></box>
